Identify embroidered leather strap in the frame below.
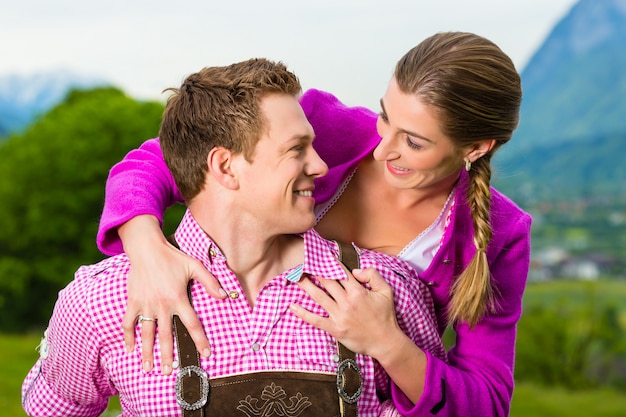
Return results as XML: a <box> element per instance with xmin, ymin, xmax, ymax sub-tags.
<box><xmin>168</xmin><ymin>235</ymin><xmax>207</xmax><ymax>417</ymax></box>
<box><xmin>174</xmin><ymin>312</ymin><xmax>207</xmax><ymax>417</ymax></box>
<box><xmin>335</xmin><ymin>241</ymin><xmax>362</xmax><ymax>417</ymax></box>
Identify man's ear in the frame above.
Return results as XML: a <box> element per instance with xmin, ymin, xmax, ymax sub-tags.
<box><xmin>464</xmin><ymin>139</ymin><xmax>496</xmax><ymax>163</ymax></box>
<box><xmin>207</xmin><ymin>147</ymin><xmax>239</xmax><ymax>190</ymax></box>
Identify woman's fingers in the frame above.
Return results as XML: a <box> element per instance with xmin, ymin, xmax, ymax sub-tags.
<box><xmin>139</xmin><ymin>315</ymin><xmax>157</xmax><ymax>372</ymax></box>
<box><xmin>191</xmin><ymin>258</ymin><xmax>227</xmax><ymax>300</ymax></box>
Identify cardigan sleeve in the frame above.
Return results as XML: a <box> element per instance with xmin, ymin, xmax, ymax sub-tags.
<box><xmin>392</xmin><ymin>207</ymin><xmax>532</xmax><ymax>417</ymax></box>
<box><xmin>97</xmin><ymin>138</ymin><xmax>183</xmax><ymax>255</ymax></box>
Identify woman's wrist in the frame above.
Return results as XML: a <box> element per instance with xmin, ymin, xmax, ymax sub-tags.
<box><xmin>374</xmin><ymin>329</ymin><xmax>428</xmax><ymax>404</ymax></box>
<box><xmin>119</xmin><ymin>214</ymin><xmax>167</xmax><ymax>258</ymax></box>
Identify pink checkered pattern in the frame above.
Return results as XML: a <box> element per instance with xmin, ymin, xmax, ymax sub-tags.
<box><xmin>22</xmin><ymin>210</ymin><xmax>445</xmax><ymax>416</ymax></box>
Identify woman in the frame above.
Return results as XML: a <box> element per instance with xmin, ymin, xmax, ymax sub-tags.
<box><xmin>98</xmin><ymin>32</ymin><xmax>531</xmax><ymax>416</ymax></box>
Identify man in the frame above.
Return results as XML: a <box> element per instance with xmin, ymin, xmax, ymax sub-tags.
<box><xmin>22</xmin><ymin>58</ymin><xmax>445</xmax><ymax>416</ymax></box>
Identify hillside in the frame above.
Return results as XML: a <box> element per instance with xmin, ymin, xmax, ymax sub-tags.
<box><xmin>508</xmin><ymin>0</ymin><xmax>626</xmax><ymax>152</ymax></box>
<box><xmin>495</xmin><ymin>0</ymin><xmax>626</xmax><ymax>201</ymax></box>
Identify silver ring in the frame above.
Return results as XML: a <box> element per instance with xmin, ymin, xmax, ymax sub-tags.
<box><xmin>138</xmin><ymin>315</ymin><xmax>156</xmax><ymax>323</ymax></box>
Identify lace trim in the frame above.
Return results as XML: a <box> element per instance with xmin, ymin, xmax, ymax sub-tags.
<box><xmin>314</xmin><ymin>168</ymin><xmax>358</xmax><ymax>224</ymax></box>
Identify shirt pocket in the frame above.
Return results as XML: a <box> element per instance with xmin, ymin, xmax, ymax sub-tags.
<box><xmin>293</xmin><ymin>321</ymin><xmax>337</xmax><ymax>371</ymax></box>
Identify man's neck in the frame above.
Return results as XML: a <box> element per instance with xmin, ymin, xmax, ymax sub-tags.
<box><xmin>189</xmin><ymin>204</ymin><xmax>304</xmax><ymax>306</ymax></box>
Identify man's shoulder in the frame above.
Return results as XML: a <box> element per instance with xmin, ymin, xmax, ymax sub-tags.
<box><xmin>359</xmin><ymin>248</ymin><xmax>417</xmax><ymax>278</ymax></box>
<box><xmin>75</xmin><ymin>253</ymin><xmax>130</xmax><ymax>282</ymax></box>
<box><xmin>65</xmin><ymin>254</ymin><xmax>130</xmax><ymax>315</ymax></box>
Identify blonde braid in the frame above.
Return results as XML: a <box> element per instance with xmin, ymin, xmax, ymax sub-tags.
<box><xmin>447</xmin><ymin>156</ymin><xmax>496</xmax><ymax>327</ymax></box>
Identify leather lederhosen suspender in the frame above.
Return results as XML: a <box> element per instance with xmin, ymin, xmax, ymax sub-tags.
<box><xmin>169</xmin><ymin>236</ymin><xmax>362</xmax><ymax>417</ymax></box>
<box><xmin>334</xmin><ymin>241</ymin><xmax>362</xmax><ymax>417</ymax></box>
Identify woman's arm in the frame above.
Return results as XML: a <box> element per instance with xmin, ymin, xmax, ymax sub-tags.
<box><xmin>97</xmin><ymin>138</ymin><xmax>225</xmax><ymax>375</ymax></box>
<box><xmin>392</xmin><ymin>211</ymin><xmax>533</xmax><ymax>417</ymax></box>
<box><xmin>97</xmin><ymin>138</ymin><xmax>181</xmax><ymax>255</ymax></box>
<box><xmin>291</xmin><ymin>267</ymin><xmax>433</xmax><ymax>404</ymax></box>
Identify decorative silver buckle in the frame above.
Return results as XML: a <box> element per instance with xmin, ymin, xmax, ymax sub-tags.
<box><xmin>175</xmin><ymin>365</ymin><xmax>209</xmax><ymax>410</ymax></box>
<box><xmin>336</xmin><ymin>359</ymin><xmax>362</xmax><ymax>404</ymax></box>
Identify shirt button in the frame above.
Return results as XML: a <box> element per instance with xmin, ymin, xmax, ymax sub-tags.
<box><xmin>228</xmin><ymin>290</ymin><xmax>239</xmax><ymax>299</ymax></box>
<box><xmin>331</xmin><ymin>354</ymin><xmax>340</xmax><ymax>363</ymax></box>
<box><xmin>252</xmin><ymin>342</ymin><xmax>261</xmax><ymax>352</ymax></box>
<box><xmin>209</xmin><ymin>248</ymin><xmax>217</xmax><ymax>257</ymax></box>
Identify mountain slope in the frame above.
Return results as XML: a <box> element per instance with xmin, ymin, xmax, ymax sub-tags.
<box><xmin>493</xmin><ymin>0</ymin><xmax>626</xmax><ymax>201</ymax></box>
<box><xmin>506</xmin><ymin>0</ymin><xmax>626</xmax><ymax>153</ymax></box>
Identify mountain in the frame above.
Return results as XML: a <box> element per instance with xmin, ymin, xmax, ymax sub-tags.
<box><xmin>495</xmin><ymin>0</ymin><xmax>626</xmax><ymax>201</ymax></box>
<box><xmin>505</xmin><ymin>0</ymin><xmax>626</xmax><ymax>153</ymax></box>
<box><xmin>0</xmin><ymin>70</ymin><xmax>108</xmax><ymax>137</ymax></box>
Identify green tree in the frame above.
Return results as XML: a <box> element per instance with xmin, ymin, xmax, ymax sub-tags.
<box><xmin>0</xmin><ymin>87</ymin><xmax>164</xmax><ymax>331</ymax></box>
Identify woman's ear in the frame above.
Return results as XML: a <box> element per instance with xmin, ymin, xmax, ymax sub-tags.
<box><xmin>207</xmin><ymin>147</ymin><xmax>239</xmax><ymax>189</ymax></box>
<box><xmin>464</xmin><ymin>139</ymin><xmax>496</xmax><ymax>163</ymax></box>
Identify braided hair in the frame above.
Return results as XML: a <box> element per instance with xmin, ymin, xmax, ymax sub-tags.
<box><xmin>394</xmin><ymin>32</ymin><xmax>522</xmax><ymax>326</ymax></box>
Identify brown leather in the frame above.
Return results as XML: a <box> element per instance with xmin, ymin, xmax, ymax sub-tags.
<box><xmin>174</xmin><ymin>313</ymin><xmax>206</xmax><ymax>417</ymax></box>
<box><xmin>335</xmin><ymin>241</ymin><xmax>361</xmax><ymax>417</ymax></box>
<box><xmin>170</xmin><ymin>236</ymin><xmax>362</xmax><ymax>417</ymax></box>
<box><xmin>207</xmin><ymin>371</ymin><xmax>341</xmax><ymax>416</ymax></box>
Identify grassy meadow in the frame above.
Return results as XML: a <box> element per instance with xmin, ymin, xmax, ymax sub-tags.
<box><xmin>5</xmin><ymin>279</ymin><xmax>626</xmax><ymax>416</ymax></box>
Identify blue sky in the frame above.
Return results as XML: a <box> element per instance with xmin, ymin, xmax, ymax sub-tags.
<box><xmin>3</xmin><ymin>0</ymin><xmax>578</xmax><ymax>109</ymax></box>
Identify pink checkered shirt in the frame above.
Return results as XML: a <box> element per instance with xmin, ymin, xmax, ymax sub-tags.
<box><xmin>22</xmin><ymin>210</ymin><xmax>445</xmax><ymax>416</ymax></box>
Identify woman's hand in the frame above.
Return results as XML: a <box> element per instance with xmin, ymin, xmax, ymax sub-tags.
<box><xmin>119</xmin><ymin>215</ymin><xmax>226</xmax><ymax>375</ymax></box>
<box><xmin>290</xmin><ymin>266</ymin><xmax>428</xmax><ymax>403</ymax></box>
<box><xmin>290</xmin><ymin>267</ymin><xmax>402</xmax><ymax>359</ymax></box>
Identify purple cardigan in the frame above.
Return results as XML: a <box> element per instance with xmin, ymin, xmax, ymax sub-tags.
<box><xmin>98</xmin><ymin>89</ymin><xmax>532</xmax><ymax>417</ymax></box>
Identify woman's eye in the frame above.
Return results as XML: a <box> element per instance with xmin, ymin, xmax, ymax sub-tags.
<box><xmin>378</xmin><ymin>112</ymin><xmax>389</xmax><ymax>123</ymax></box>
<box><xmin>406</xmin><ymin>137</ymin><xmax>423</xmax><ymax>150</ymax></box>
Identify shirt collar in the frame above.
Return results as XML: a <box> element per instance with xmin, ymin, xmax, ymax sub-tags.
<box><xmin>173</xmin><ymin>209</ymin><xmax>349</xmax><ymax>283</ymax></box>
<box><xmin>301</xmin><ymin>229</ymin><xmax>351</xmax><ymax>282</ymax></box>
<box><xmin>173</xmin><ymin>209</ymin><xmax>222</xmax><ymax>268</ymax></box>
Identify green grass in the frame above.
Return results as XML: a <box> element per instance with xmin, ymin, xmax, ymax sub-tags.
<box><xmin>511</xmin><ymin>382</ymin><xmax>626</xmax><ymax>417</ymax></box>
<box><xmin>524</xmin><ymin>279</ymin><xmax>626</xmax><ymax>305</ymax></box>
<box><xmin>0</xmin><ymin>332</ymin><xmax>40</xmax><ymax>417</ymax></box>
<box><xmin>523</xmin><ymin>279</ymin><xmax>626</xmax><ymax>326</ymax></box>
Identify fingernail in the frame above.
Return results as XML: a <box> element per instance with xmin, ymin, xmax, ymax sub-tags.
<box><xmin>143</xmin><ymin>360</ymin><xmax>152</xmax><ymax>373</ymax></box>
<box><xmin>352</xmin><ymin>268</ymin><xmax>362</xmax><ymax>274</ymax></box>
<box><xmin>162</xmin><ymin>364</ymin><xmax>171</xmax><ymax>375</ymax></box>
<box><xmin>218</xmin><ymin>288</ymin><xmax>227</xmax><ymax>298</ymax></box>
<box><xmin>126</xmin><ymin>345</ymin><xmax>133</xmax><ymax>354</ymax></box>
<box><xmin>289</xmin><ymin>304</ymin><xmax>300</xmax><ymax>313</ymax></box>
<box><xmin>202</xmin><ymin>348</ymin><xmax>211</xmax><ymax>358</ymax></box>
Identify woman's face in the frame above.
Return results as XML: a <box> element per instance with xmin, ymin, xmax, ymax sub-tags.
<box><xmin>374</xmin><ymin>77</ymin><xmax>465</xmax><ymax>191</ymax></box>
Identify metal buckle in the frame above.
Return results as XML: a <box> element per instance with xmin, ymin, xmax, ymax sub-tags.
<box><xmin>175</xmin><ymin>365</ymin><xmax>209</xmax><ymax>410</ymax></box>
<box><xmin>336</xmin><ymin>358</ymin><xmax>362</xmax><ymax>404</ymax></box>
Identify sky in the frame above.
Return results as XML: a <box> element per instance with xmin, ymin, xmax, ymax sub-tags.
<box><xmin>3</xmin><ymin>0</ymin><xmax>579</xmax><ymax>109</ymax></box>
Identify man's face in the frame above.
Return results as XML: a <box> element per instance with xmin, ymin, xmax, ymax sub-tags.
<box><xmin>234</xmin><ymin>93</ymin><xmax>328</xmax><ymax>235</ymax></box>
